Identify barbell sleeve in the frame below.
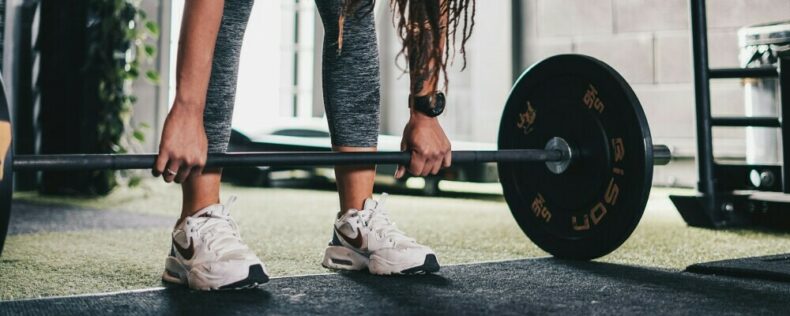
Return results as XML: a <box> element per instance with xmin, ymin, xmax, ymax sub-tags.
<box><xmin>653</xmin><ymin>145</ymin><xmax>672</xmax><ymax>166</ymax></box>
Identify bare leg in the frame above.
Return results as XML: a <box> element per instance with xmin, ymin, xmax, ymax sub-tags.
<box><xmin>179</xmin><ymin>168</ymin><xmax>222</xmax><ymax>222</ymax></box>
<box><xmin>334</xmin><ymin>147</ymin><xmax>376</xmax><ymax>217</ymax></box>
<box><xmin>315</xmin><ymin>1</ymin><xmax>380</xmax><ymax>217</ymax></box>
<box><xmin>172</xmin><ymin>0</ymin><xmax>252</xmax><ymax>223</ymax></box>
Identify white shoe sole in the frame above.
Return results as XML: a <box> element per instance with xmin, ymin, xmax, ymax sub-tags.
<box><xmin>322</xmin><ymin>246</ymin><xmax>370</xmax><ymax>271</ymax></box>
<box><xmin>322</xmin><ymin>246</ymin><xmax>440</xmax><ymax>275</ymax></box>
<box><xmin>368</xmin><ymin>253</ymin><xmax>441</xmax><ymax>275</ymax></box>
<box><xmin>162</xmin><ymin>256</ymin><xmax>269</xmax><ymax>290</ymax></box>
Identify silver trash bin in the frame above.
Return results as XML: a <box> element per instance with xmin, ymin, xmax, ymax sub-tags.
<box><xmin>738</xmin><ymin>21</ymin><xmax>790</xmax><ymax>165</ymax></box>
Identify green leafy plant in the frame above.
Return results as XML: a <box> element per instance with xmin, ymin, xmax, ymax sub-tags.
<box><xmin>86</xmin><ymin>0</ymin><xmax>159</xmax><ymax>191</ymax></box>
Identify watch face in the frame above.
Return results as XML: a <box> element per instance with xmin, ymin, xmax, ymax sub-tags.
<box><xmin>413</xmin><ymin>92</ymin><xmax>445</xmax><ymax>117</ymax></box>
<box><xmin>430</xmin><ymin>92</ymin><xmax>446</xmax><ymax>116</ymax></box>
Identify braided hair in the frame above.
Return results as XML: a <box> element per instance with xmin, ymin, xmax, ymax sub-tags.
<box><xmin>340</xmin><ymin>0</ymin><xmax>476</xmax><ymax>94</ymax></box>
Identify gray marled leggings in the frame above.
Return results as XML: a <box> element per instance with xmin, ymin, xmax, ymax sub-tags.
<box><xmin>204</xmin><ymin>0</ymin><xmax>380</xmax><ymax>153</ymax></box>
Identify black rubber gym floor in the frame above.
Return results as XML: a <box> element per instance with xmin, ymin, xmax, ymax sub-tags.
<box><xmin>2</xmin><ymin>258</ymin><xmax>789</xmax><ymax>315</ymax></box>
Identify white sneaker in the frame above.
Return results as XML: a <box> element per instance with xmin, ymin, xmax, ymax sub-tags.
<box><xmin>322</xmin><ymin>193</ymin><xmax>440</xmax><ymax>275</ymax></box>
<box><xmin>162</xmin><ymin>196</ymin><xmax>269</xmax><ymax>290</ymax></box>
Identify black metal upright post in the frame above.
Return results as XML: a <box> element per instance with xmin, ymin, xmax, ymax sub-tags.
<box><xmin>511</xmin><ymin>0</ymin><xmax>524</xmax><ymax>81</ymax></box>
<box><xmin>689</xmin><ymin>0</ymin><xmax>716</xmax><ymax>212</ymax></box>
<box><xmin>673</xmin><ymin>1</ymin><xmax>790</xmax><ymax>228</ymax></box>
<box><xmin>14</xmin><ymin>0</ymin><xmax>41</xmax><ymax>190</ymax></box>
<box><xmin>780</xmin><ymin>53</ymin><xmax>790</xmax><ymax>192</ymax></box>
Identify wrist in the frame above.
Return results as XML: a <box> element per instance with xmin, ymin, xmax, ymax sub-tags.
<box><xmin>409</xmin><ymin>109</ymin><xmax>438</xmax><ymax>122</ymax></box>
<box><xmin>171</xmin><ymin>100</ymin><xmax>205</xmax><ymax>118</ymax></box>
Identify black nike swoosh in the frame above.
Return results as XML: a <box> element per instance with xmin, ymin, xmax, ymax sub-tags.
<box><xmin>173</xmin><ymin>237</ymin><xmax>195</xmax><ymax>260</ymax></box>
<box><xmin>336</xmin><ymin>227</ymin><xmax>364</xmax><ymax>249</ymax></box>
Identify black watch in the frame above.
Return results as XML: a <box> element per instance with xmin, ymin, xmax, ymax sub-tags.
<box><xmin>409</xmin><ymin>92</ymin><xmax>446</xmax><ymax>117</ymax></box>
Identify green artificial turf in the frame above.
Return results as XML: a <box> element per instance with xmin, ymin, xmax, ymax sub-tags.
<box><xmin>2</xmin><ymin>181</ymin><xmax>789</xmax><ymax>300</ymax></box>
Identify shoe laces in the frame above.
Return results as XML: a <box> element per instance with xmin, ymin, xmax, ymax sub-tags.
<box><xmin>361</xmin><ymin>194</ymin><xmax>415</xmax><ymax>247</ymax></box>
<box><xmin>186</xmin><ymin>196</ymin><xmax>249</xmax><ymax>257</ymax></box>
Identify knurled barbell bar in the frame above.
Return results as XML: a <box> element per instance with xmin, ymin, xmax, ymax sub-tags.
<box><xmin>9</xmin><ymin>142</ymin><xmax>670</xmax><ymax>170</ymax></box>
<box><xmin>0</xmin><ymin>54</ymin><xmax>672</xmax><ymax>259</ymax></box>
<box><xmin>10</xmin><ymin>148</ymin><xmax>566</xmax><ymax>171</ymax></box>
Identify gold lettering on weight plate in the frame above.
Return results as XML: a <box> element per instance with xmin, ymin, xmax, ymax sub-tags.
<box><xmin>531</xmin><ymin>193</ymin><xmax>552</xmax><ymax>223</ymax></box>
<box><xmin>583</xmin><ymin>84</ymin><xmax>605</xmax><ymax>114</ymax></box>
<box><xmin>0</xmin><ymin>121</ymin><xmax>11</xmax><ymax>180</ymax></box>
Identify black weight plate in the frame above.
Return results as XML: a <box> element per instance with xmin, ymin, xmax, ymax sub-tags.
<box><xmin>498</xmin><ymin>54</ymin><xmax>654</xmax><ymax>260</ymax></box>
<box><xmin>0</xmin><ymin>74</ymin><xmax>11</xmax><ymax>257</ymax></box>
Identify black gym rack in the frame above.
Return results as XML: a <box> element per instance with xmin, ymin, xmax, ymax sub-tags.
<box><xmin>670</xmin><ymin>0</ymin><xmax>790</xmax><ymax>228</ymax></box>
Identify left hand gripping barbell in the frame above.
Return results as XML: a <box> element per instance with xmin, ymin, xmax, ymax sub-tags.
<box><xmin>0</xmin><ymin>54</ymin><xmax>671</xmax><ymax>259</ymax></box>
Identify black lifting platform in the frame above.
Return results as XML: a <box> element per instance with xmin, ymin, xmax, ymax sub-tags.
<box><xmin>671</xmin><ymin>0</ymin><xmax>790</xmax><ymax>228</ymax></box>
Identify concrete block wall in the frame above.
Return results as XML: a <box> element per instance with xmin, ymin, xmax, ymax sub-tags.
<box><xmin>521</xmin><ymin>0</ymin><xmax>790</xmax><ymax>187</ymax></box>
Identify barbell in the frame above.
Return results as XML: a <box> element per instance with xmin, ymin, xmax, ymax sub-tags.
<box><xmin>0</xmin><ymin>54</ymin><xmax>671</xmax><ymax>259</ymax></box>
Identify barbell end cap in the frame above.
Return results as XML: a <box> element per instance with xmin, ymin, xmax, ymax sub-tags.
<box><xmin>653</xmin><ymin>144</ymin><xmax>672</xmax><ymax>166</ymax></box>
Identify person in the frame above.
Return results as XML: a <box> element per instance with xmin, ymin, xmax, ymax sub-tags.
<box><xmin>155</xmin><ymin>0</ymin><xmax>475</xmax><ymax>290</ymax></box>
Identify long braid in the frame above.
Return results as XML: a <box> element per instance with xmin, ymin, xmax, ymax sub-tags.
<box><xmin>340</xmin><ymin>0</ymin><xmax>476</xmax><ymax>94</ymax></box>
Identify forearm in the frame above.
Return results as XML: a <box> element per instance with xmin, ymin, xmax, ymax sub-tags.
<box><xmin>173</xmin><ymin>0</ymin><xmax>225</xmax><ymax>115</ymax></box>
<box><xmin>408</xmin><ymin>0</ymin><xmax>448</xmax><ymax>98</ymax></box>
